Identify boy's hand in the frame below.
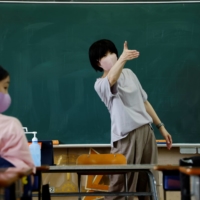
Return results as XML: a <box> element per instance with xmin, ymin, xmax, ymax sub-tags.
<box><xmin>120</xmin><ymin>41</ymin><xmax>140</xmax><ymax>61</ymax></box>
<box><xmin>160</xmin><ymin>127</ymin><xmax>173</xmax><ymax>150</ymax></box>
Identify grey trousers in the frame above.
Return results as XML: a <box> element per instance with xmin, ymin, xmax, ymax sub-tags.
<box><xmin>105</xmin><ymin>124</ymin><xmax>159</xmax><ymax>200</ymax></box>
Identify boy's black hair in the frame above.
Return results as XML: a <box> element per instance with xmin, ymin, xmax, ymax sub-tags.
<box><xmin>0</xmin><ymin>65</ymin><xmax>9</xmax><ymax>81</ymax></box>
<box><xmin>89</xmin><ymin>39</ymin><xmax>118</xmax><ymax>72</ymax></box>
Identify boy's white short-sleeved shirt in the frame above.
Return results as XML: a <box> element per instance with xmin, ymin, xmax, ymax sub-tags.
<box><xmin>95</xmin><ymin>68</ymin><xmax>153</xmax><ymax>147</ymax></box>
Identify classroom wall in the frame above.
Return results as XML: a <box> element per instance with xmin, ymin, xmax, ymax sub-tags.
<box><xmin>33</xmin><ymin>147</ymin><xmax>198</xmax><ymax>200</ymax></box>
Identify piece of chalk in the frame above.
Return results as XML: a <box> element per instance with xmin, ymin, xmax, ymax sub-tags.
<box><xmin>52</xmin><ymin>140</ymin><xmax>59</xmax><ymax>145</ymax></box>
<box><xmin>156</xmin><ymin>140</ymin><xmax>166</xmax><ymax>142</ymax></box>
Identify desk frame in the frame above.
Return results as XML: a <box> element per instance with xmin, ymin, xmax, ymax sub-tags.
<box><xmin>39</xmin><ymin>164</ymin><xmax>158</xmax><ymax>200</ymax></box>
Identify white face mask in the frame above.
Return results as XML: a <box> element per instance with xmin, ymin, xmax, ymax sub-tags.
<box><xmin>99</xmin><ymin>54</ymin><xmax>117</xmax><ymax>71</ymax></box>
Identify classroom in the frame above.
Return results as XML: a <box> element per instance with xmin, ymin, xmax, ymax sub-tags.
<box><xmin>0</xmin><ymin>0</ymin><xmax>200</xmax><ymax>200</ymax></box>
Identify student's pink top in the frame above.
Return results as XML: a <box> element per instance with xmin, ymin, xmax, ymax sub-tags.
<box><xmin>0</xmin><ymin>114</ymin><xmax>34</xmax><ymax>169</ymax></box>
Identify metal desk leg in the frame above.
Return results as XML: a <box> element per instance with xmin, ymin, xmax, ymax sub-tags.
<box><xmin>146</xmin><ymin>170</ymin><xmax>158</xmax><ymax>200</ymax></box>
<box><xmin>38</xmin><ymin>172</ymin><xmax>42</xmax><ymax>200</ymax></box>
<box><xmin>78</xmin><ymin>174</ymin><xmax>81</xmax><ymax>200</ymax></box>
<box><xmin>124</xmin><ymin>173</ymin><xmax>128</xmax><ymax>200</ymax></box>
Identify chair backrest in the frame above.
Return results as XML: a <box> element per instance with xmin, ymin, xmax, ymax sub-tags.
<box><xmin>76</xmin><ymin>154</ymin><xmax>127</xmax><ymax>165</ymax></box>
<box><xmin>40</xmin><ymin>140</ymin><xmax>54</xmax><ymax>165</ymax></box>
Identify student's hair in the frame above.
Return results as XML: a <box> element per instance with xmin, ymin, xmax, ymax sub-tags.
<box><xmin>89</xmin><ymin>39</ymin><xmax>118</xmax><ymax>72</ymax></box>
<box><xmin>0</xmin><ymin>65</ymin><xmax>9</xmax><ymax>81</ymax></box>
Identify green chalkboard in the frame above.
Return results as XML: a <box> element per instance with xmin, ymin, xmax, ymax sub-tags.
<box><xmin>1</xmin><ymin>2</ymin><xmax>200</xmax><ymax>144</ymax></box>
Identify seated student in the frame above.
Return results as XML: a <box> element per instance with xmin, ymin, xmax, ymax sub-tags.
<box><xmin>0</xmin><ymin>65</ymin><xmax>34</xmax><ymax>169</ymax></box>
<box><xmin>0</xmin><ymin>65</ymin><xmax>34</xmax><ymax>199</ymax></box>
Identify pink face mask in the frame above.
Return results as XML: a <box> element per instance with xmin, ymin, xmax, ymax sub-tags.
<box><xmin>0</xmin><ymin>92</ymin><xmax>11</xmax><ymax>113</ymax></box>
<box><xmin>99</xmin><ymin>54</ymin><xmax>117</xmax><ymax>71</ymax></box>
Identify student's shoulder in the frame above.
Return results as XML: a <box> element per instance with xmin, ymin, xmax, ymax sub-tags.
<box><xmin>0</xmin><ymin>114</ymin><xmax>23</xmax><ymax>130</ymax></box>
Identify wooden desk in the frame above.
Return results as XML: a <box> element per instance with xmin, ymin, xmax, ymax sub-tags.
<box><xmin>39</xmin><ymin>164</ymin><xmax>158</xmax><ymax>200</ymax></box>
<box><xmin>179</xmin><ymin>167</ymin><xmax>200</xmax><ymax>175</ymax></box>
<box><xmin>154</xmin><ymin>165</ymin><xmax>180</xmax><ymax>171</ymax></box>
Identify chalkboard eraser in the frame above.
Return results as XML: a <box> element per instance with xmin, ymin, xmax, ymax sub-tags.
<box><xmin>180</xmin><ymin>147</ymin><xmax>196</xmax><ymax>154</ymax></box>
<box><xmin>52</xmin><ymin>140</ymin><xmax>59</xmax><ymax>145</ymax></box>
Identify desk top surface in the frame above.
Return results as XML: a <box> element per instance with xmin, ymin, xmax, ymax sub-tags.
<box><xmin>48</xmin><ymin>164</ymin><xmax>155</xmax><ymax>171</ymax></box>
<box><xmin>179</xmin><ymin>167</ymin><xmax>200</xmax><ymax>175</ymax></box>
<box><xmin>154</xmin><ymin>165</ymin><xmax>180</xmax><ymax>171</ymax></box>
<box><xmin>53</xmin><ymin>143</ymin><xmax>200</xmax><ymax>148</ymax></box>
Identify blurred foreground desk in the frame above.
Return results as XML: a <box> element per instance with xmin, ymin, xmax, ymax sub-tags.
<box><xmin>40</xmin><ymin>164</ymin><xmax>158</xmax><ymax>200</ymax></box>
<box><xmin>0</xmin><ymin>168</ymin><xmax>32</xmax><ymax>187</ymax></box>
<box><xmin>180</xmin><ymin>167</ymin><xmax>200</xmax><ymax>200</ymax></box>
<box><xmin>0</xmin><ymin>168</ymin><xmax>32</xmax><ymax>200</ymax></box>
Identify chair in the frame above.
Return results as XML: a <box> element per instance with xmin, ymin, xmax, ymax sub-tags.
<box><xmin>76</xmin><ymin>153</ymin><xmax>128</xmax><ymax>200</ymax></box>
<box><xmin>77</xmin><ymin>153</ymin><xmax>126</xmax><ymax>165</ymax></box>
